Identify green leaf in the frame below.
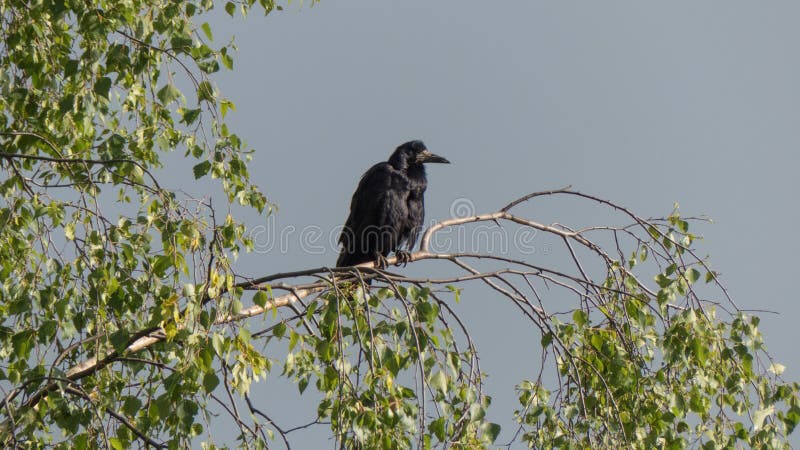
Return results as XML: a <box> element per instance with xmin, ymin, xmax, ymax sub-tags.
<box><xmin>785</xmin><ymin>405</ymin><xmax>800</xmax><ymax>433</ymax></box>
<box><xmin>197</xmin><ymin>81</ymin><xmax>215</xmax><ymax>103</ymax></box>
<box><xmin>183</xmin><ymin>283</ymin><xmax>196</xmax><ymax>299</ymax></box>
<box><xmin>769</xmin><ymin>363</ymin><xmax>786</xmax><ymax>375</ymax></box>
<box><xmin>253</xmin><ymin>290</ymin><xmax>269</xmax><ymax>307</ymax></box>
<box><xmin>416</xmin><ymin>300</ymin><xmax>438</xmax><ymax>325</ymax></box>
<box><xmin>430</xmin><ymin>417</ymin><xmax>445</xmax><ymax>442</ymax></box>
<box><xmin>122</xmin><ymin>396</ymin><xmax>143</xmax><ymax>417</ymax></box>
<box><xmin>203</xmin><ymin>373</ymin><xmax>220</xmax><ymax>393</ymax></box>
<box><xmin>170</xmin><ymin>34</ymin><xmax>193</xmax><ymax>53</ymax></box>
<box><xmin>298</xmin><ymin>377</ymin><xmax>309</xmax><ymax>394</ymax></box>
<box><xmin>109</xmin><ymin>330</ymin><xmax>130</xmax><ymax>353</ymax></box>
<box><xmin>64</xmin><ymin>59</ymin><xmax>79</xmax><ymax>78</ymax></box>
<box><xmin>685</xmin><ymin>267</ymin><xmax>701</xmax><ymax>284</ymax></box>
<box><xmin>225</xmin><ymin>1</ymin><xmax>236</xmax><ymax>16</ymax></box>
<box><xmin>180</xmin><ymin>108</ymin><xmax>201</xmax><ymax>125</ymax></box>
<box><xmin>94</xmin><ymin>76</ymin><xmax>112</xmax><ymax>98</ymax></box>
<box><xmin>753</xmin><ymin>405</ymin><xmax>775</xmax><ymax>430</ymax></box>
<box><xmin>483</xmin><ymin>422</ymin><xmax>501</xmax><ymax>443</ymax></box>
<box><xmin>212</xmin><ymin>334</ymin><xmax>225</xmax><ymax>356</ymax></box>
<box><xmin>430</xmin><ymin>371</ymin><xmax>447</xmax><ymax>393</ymax></box>
<box><xmin>446</xmin><ymin>285</ymin><xmax>462</xmax><ymax>303</ymax></box>
<box><xmin>272</xmin><ymin>322</ymin><xmax>286</xmax><ymax>339</ymax></box>
<box><xmin>198</xmin><ymin>58</ymin><xmax>220</xmax><ymax>74</ymax></box>
<box><xmin>152</xmin><ymin>255</ymin><xmax>172</xmax><ymax>276</ymax></box>
<box><xmin>541</xmin><ymin>332</ymin><xmax>553</xmax><ymax>348</ymax></box>
<box><xmin>655</xmin><ymin>273</ymin><xmax>673</xmax><ymax>288</ymax></box>
<box><xmin>193</xmin><ymin>161</ymin><xmax>211</xmax><ymax>179</ymax></box>
<box><xmin>221</xmin><ymin>53</ymin><xmax>233</xmax><ymax>70</ymax></box>
<box><xmin>201</xmin><ymin>22</ymin><xmax>213</xmax><ymax>41</ymax></box>
<box><xmin>220</xmin><ymin>99</ymin><xmax>236</xmax><ymax>117</ymax></box>
<box><xmin>64</xmin><ymin>222</ymin><xmax>75</xmax><ymax>240</ymax></box>
<box><xmin>590</xmin><ymin>333</ymin><xmax>605</xmax><ymax>352</ymax></box>
<box><xmin>469</xmin><ymin>403</ymin><xmax>486</xmax><ymax>421</ymax></box>
<box><xmin>647</xmin><ymin>225</ymin><xmax>661</xmax><ymax>240</ymax></box>
<box><xmin>691</xmin><ymin>337</ymin><xmax>708</xmax><ymax>365</ymax></box>
<box><xmin>157</xmin><ymin>84</ymin><xmax>183</xmax><ymax>105</ymax></box>
<box><xmin>572</xmin><ymin>310</ymin><xmax>588</xmax><ymax>327</ymax></box>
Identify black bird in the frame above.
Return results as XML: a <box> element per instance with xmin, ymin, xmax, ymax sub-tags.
<box><xmin>337</xmin><ymin>140</ymin><xmax>449</xmax><ymax>269</ymax></box>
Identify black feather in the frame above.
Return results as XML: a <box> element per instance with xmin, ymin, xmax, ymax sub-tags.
<box><xmin>337</xmin><ymin>140</ymin><xmax>449</xmax><ymax>267</ymax></box>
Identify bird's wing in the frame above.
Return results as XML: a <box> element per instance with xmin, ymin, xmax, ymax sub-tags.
<box><xmin>405</xmin><ymin>198</ymin><xmax>424</xmax><ymax>251</ymax></box>
<box><xmin>338</xmin><ymin>163</ymin><xmax>408</xmax><ymax>264</ymax></box>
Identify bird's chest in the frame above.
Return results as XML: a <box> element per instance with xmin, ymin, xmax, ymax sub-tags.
<box><xmin>407</xmin><ymin>187</ymin><xmax>425</xmax><ymax>201</ymax></box>
<box><xmin>405</xmin><ymin>185</ymin><xmax>425</xmax><ymax>212</ymax></box>
<box><xmin>404</xmin><ymin>187</ymin><xmax>425</xmax><ymax>223</ymax></box>
<box><xmin>391</xmin><ymin>178</ymin><xmax>425</xmax><ymax>202</ymax></box>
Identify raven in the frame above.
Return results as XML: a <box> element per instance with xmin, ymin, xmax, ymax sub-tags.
<box><xmin>336</xmin><ymin>140</ymin><xmax>449</xmax><ymax>268</ymax></box>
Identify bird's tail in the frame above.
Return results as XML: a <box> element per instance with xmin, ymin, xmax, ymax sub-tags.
<box><xmin>335</xmin><ymin>252</ymin><xmax>354</xmax><ymax>268</ymax></box>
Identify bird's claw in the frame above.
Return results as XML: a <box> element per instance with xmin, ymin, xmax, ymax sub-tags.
<box><xmin>374</xmin><ymin>253</ymin><xmax>389</xmax><ymax>269</ymax></box>
<box><xmin>395</xmin><ymin>250</ymin><xmax>412</xmax><ymax>267</ymax></box>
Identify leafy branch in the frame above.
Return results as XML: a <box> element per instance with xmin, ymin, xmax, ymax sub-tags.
<box><xmin>1</xmin><ymin>188</ymin><xmax>795</xmax><ymax>448</ymax></box>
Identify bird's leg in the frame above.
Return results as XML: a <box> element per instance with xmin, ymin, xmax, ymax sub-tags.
<box><xmin>374</xmin><ymin>252</ymin><xmax>389</xmax><ymax>269</ymax></box>
<box><xmin>395</xmin><ymin>250</ymin><xmax>412</xmax><ymax>267</ymax></box>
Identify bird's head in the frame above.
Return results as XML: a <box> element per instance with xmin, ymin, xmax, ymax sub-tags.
<box><xmin>389</xmin><ymin>140</ymin><xmax>450</xmax><ymax>169</ymax></box>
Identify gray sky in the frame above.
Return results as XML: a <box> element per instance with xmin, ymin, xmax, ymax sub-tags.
<box><xmin>196</xmin><ymin>1</ymin><xmax>800</xmax><ymax>446</ymax></box>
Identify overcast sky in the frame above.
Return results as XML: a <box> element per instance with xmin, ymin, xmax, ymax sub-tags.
<box><xmin>192</xmin><ymin>1</ymin><xmax>800</xmax><ymax>446</ymax></box>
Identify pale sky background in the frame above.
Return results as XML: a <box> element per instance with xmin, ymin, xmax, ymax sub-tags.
<box><xmin>189</xmin><ymin>1</ymin><xmax>800</xmax><ymax>447</ymax></box>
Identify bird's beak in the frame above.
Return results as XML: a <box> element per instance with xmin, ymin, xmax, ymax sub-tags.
<box><xmin>418</xmin><ymin>150</ymin><xmax>450</xmax><ymax>164</ymax></box>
